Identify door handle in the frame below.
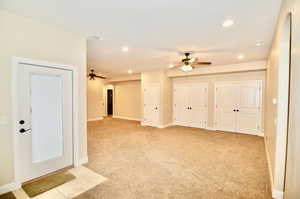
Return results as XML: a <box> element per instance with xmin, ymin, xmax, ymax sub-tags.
<box><xmin>19</xmin><ymin>128</ymin><xmax>31</xmax><ymax>134</ymax></box>
<box><xmin>19</xmin><ymin>120</ymin><xmax>25</xmax><ymax>125</ymax></box>
<box><xmin>154</xmin><ymin>107</ymin><xmax>158</xmax><ymax>110</ymax></box>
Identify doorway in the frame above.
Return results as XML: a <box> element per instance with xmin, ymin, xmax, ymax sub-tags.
<box><xmin>107</xmin><ymin>89</ymin><xmax>113</xmax><ymax>116</ymax></box>
<box><xmin>12</xmin><ymin>57</ymin><xmax>80</xmax><ymax>184</ymax></box>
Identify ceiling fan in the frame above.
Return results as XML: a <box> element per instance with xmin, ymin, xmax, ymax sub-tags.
<box><xmin>172</xmin><ymin>52</ymin><xmax>212</xmax><ymax>72</ymax></box>
<box><xmin>88</xmin><ymin>69</ymin><xmax>106</xmax><ymax>80</ymax></box>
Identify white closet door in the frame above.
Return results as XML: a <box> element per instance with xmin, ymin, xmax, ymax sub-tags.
<box><xmin>188</xmin><ymin>83</ymin><xmax>208</xmax><ymax>128</ymax></box>
<box><xmin>215</xmin><ymin>84</ymin><xmax>238</xmax><ymax>132</ymax></box>
<box><xmin>143</xmin><ymin>84</ymin><xmax>160</xmax><ymax>127</ymax></box>
<box><xmin>173</xmin><ymin>84</ymin><xmax>190</xmax><ymax>126</ymax></box>
<box><xmin>236</xmin><ymin>81</ymin><xmax>262</xmax><ymax>135</ymax></box>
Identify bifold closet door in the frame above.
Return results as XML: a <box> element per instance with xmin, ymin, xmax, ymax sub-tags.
<box><xmin>188</xmin><ymin>84</ymin><xmax>208</xmax><ymax>128</ymax></box>
<box><xmin>236</xmin><ymin>81</ymin><xmax>262</xmax><ymax>134</ymax></box>
<box><xmin>173</xmin><ymin>84</ymin><xmax>190</xmax><ymax>126</ymax></box>
<box><xmin>173</xmin><ymin>83</ymin><xmax>208</xmax><ymax>128</ymax></box>
<box><xmin>215</xmin><ymin>81</ymin><xmax>262</xmax><ymax>135</ymax></box>
<box><xmin>143</xmin><ymin>83</ymin><xmax>160</xmax><ymax>127</ymax></box>
<box><xmin>215</xmin><ymin>84</ymin><xmax>239</xmax><ymax>132</ymax></box>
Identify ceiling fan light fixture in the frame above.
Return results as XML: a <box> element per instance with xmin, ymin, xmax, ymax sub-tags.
<box><xmin>181</xmin><ymin>65</ymin><xmax>193</xmax><ymax>72</ymax></box>
<box><xmin>222</xmin><ymin>19</ymin><xmax>234</xmax><ymax>27</ymax></box>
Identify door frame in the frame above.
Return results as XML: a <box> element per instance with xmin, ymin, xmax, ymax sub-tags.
<box><xmin>103</xmin><ymin>85</ymin><xmax>114</xmax><ymax>117</ymax></box>
<box><xmin>214</xmin><ymin>80</ymin><xmax>263</xmax><ymax>135</ymax></box>
<box><xmin>11</xmin><ymin>57</ymin><xmax>81</xmax><ymax>185</ymax></box>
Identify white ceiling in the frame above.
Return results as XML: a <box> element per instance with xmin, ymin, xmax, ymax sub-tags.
<box><xmin>1</xmin><ymin>0</ymin><xmax>282</xmax><ymax>77</ymax></box>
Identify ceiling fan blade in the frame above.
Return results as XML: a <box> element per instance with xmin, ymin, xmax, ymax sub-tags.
<box><xmin>95</xmin><ymin>75</ymin><xmax>107</xmax><ymax>79</ymax></box>
<box><xmin>193</xmin><ymin>61</ymin><xmax>212</xmax><ymax>65</ymax></box>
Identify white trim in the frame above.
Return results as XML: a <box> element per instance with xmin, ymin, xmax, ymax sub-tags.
<box><xmin>112</xmin><ymin>115</ymin><xmax>141</xmax><ymax>121</ymax></box>
<box><xmin>79</xmin><ymin>156</ymin><xmax>89</xmax><ymax>165</ymax></box>
<box><xmin>205</xmin><ymin>127</ymin><xmax>216</xmax><ymax>131</ymax></box>
<box><xmin>158</xmin><ymin>123</ymin><xmax>173</xmax><ymax>128</ymax></box>
<box><xmin>0</xmin><ymin>182</ymin><xmax>21</xmax><ymax>195</ymax></box>
<box><xmin>87</xmin><ymin>117</ymin><xmax>104</xmax><ymax>122</ymax></box>
<box><xmin>264</xmin><ymin>141</ymin><xmax>275</xmax><ymax>196</ymax></box>
<box><xmin>11</xmin><ymin>57</ymin><xmax>81</xmax><ymax>184</ymax></box>
<box><xmin>272</xmin><ymin>189</ymin><xmax>284</xmax><ymax>199</ymax></box>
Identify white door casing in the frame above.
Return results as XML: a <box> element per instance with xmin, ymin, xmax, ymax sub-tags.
<box><xmin>12</xmin><ymin>57</ymin><xmax>80</xmax><ymax>184</ymax></box>
<box><xmin>215</xmin><ymin>80</ymin><xmax>262</xmax><ymax>135</ymax></box>
<box><xmin>143</xmin><ymin>83</ymin><xmax>160</xmax><ymax>127</ymax></box>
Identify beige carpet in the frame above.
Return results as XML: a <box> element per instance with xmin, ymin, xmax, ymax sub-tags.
<box><xmin>75</xmin><ymin>117</ymin><xmax>272</xmax><ymax>199</ymax></box>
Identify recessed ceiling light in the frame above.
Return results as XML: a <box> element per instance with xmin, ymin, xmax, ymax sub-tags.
<box><xmin>169</xmin><ymin>64</ymin><xmax>174</xmax><ymax>68</ymax></box>
<box><xmin>237</xmin><ymin>55</ymin><xmax>245</xmax><ymax>60</ymax></box>
<box><xmin>222</xmin><ymin>19</ymin><xmax>234</xmax><ymax>27</ymax></box>
<box><xmin>256</xmin><ymin>41</ymin><xmax>264</xmax><ymax>46</ymax></box>
<box><xmin>128</xmin><ymin>69</ymin><xmax>133</xmax><ymax>74</ymax></box>
<box><xmin>122</xmin><ymin>47</ymin><xmax>129</xmax><ymax>52</ymax></box>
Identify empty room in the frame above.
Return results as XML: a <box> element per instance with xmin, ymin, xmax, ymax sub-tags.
<box><xmin>1</xmin><ymin>0</ymin><xmax>300</xmax><ymax>199</ymax></box>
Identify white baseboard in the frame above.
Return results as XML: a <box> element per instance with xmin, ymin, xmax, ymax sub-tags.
<box><xmin>87</xmin><ymin>117</ymin><xmax>103</xmax><ymax>122</ymax></box>
<box><xmin>112</xmin><ymin>115</ymin><xmax>141</xmax><ymax>121</ymax></box>
<box><xmin>79</xmin><ymin>156</ymin><xmax>89</xmax><ymax>165</ymax></box>
<box><xmin>0</xmin><ymin>182</ymin><xmax>21</xmax><ymax>195</ymax></box>
<box><xmin>205</xmin><ymin>127</ymin><xmax>216</xmax><ymax>131</ymax></box>
<box><xmin>158</xmin><ymin>123</ymin><xmax>173</xmax><ymax>128</ymax></box>
<box><xmin>272</xmin><ymin>189</ymin><xmax>284</xmax><ymax>199</ymax></box>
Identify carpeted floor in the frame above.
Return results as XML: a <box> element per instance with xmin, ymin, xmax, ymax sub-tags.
<box><xmin>75</xmin><ymin>117</ymin><xmax>272</xmax><ymax>199</ymax></box>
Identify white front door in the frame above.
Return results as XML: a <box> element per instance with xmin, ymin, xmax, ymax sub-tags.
<box><xmin>17</xmin><ymin>63</ymin><xmax>73</xmax><ymax>182</ymax></box>
<box><xmin>143</xmin><ymin>84</ymin><xmax>160</xmax><ymax>127</ymax></box>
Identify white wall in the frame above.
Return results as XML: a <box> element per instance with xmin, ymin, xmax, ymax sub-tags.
<box><xmin>0</xmin><ymin>11</ymin><xmax>87</xmax><ymax>187</ymax></box>
<box><xmin>87</xmin><ymin>79</ymin><xmax>106</xmax><ymax>121</ymax></box>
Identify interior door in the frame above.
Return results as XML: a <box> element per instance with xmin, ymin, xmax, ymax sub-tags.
<box><xmin>188</xmin><ymin>83</ymin><xmax>208</xmax><ymax>128</ymax></box>
<box><xmin>18</xmin><ymin>63</ymin><xmax>73</xmax><ymax>182</ymax></box>
<box><xmin>215</xmin><ymin>83</ymin><xmax>238</xmax><ymax>132</ymax></box>
<box><xmin>143</xmin><ymin>84</ymin><xmax>160</xmax><ymax>127</ymax></box>
<box><xmin>173</xmin><ymin>84</ymin><xmax>190</xmax><ymax>126</ymax></box>
<box><xmin>236</xmin><ymin>81</ymin><xmax>262</xmax><ymax>135</ymax></box>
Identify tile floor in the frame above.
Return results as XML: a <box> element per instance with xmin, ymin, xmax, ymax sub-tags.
<box><xmin>12</xmin><ymin>166</ymin><xmax>106</xmax><ymax>199</ymax></box>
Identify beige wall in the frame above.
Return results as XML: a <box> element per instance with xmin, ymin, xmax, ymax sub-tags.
<box><xmin>113</xmin><ymin>81</ymin><xmax>141</xmax><ymax>120</ymax></box>
<box><xmin>285</xmin><ymin>0</ymin><xmax>300</xmax><ymax>197</ymax></box>
<box><xmin>0</xmin><ymin>11</ymin><xmax>87</xmax><ymax>186</ymax></box>
<box><xmin>87</xmin><ymin>79</ymin><xmax>106</xmax><ymax>121</ymax></box>
<box><xmin>173</xmin><ymin>71</ymin><xmax>266</xmax><ymax>129</ymax></box>
<box><xmin>266</xmin><ymin>0</ymin><xmax>300</xmax><ymax>196</ymax></box>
